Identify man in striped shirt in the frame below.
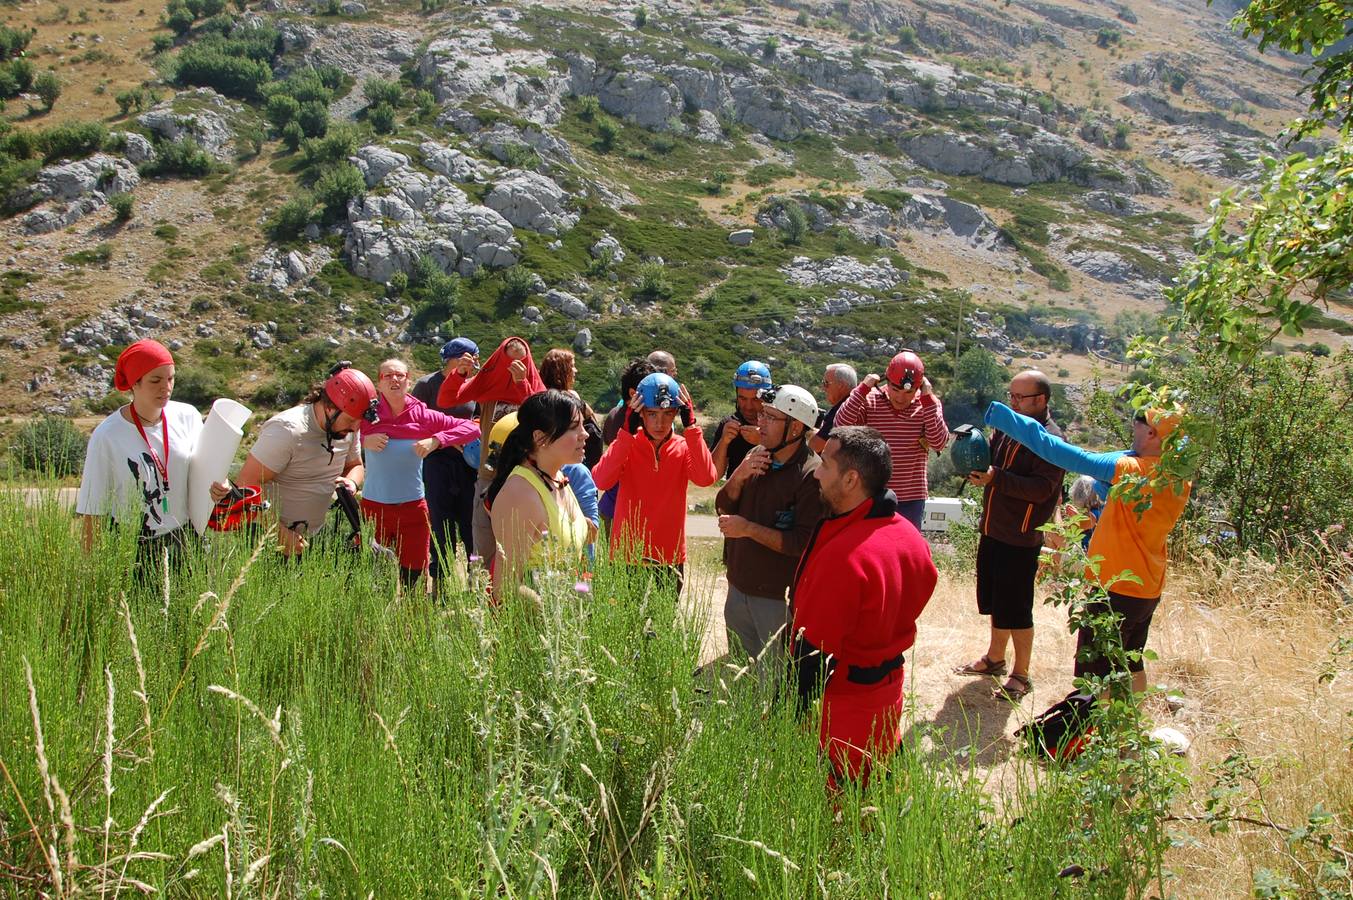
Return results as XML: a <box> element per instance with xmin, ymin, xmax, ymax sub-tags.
<box><xmin>833</xmin><ymin>350</ymin><xmax>948</xmax><ymax>530</ymax></box>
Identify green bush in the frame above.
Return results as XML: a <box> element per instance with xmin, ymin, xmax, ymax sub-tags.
<box><xmin>33</xmin><ymin>71</ymin><xmax>60</xmax><ymax>111</ymax></box>
<box><xmin>576</xmin><ymin>94</ymin><xmax>601</xmax><ymax>122</ymax></box>
<box><xmin>266</xmin><ymin>68</ymin><xmax>333</xmax><ymax>106</ymax></box>
<box><xmin>778</xmin><ymin>201</ymin><xmax>808</xmax><ymax>246</ymax></box>
<box><xmin>411</xmin><ymin>255</ymin><xmax>459</xmax><ymax>318</ymax></box>
<box><xmin>141</xmin><ymin>137</ymin><xmax>214</xmax><ymax>177</ymax></box>
<box><xmin>151</xmin><ymin>33</ymin><xmax>175</xmax><ymax>53</ymax></box>
<box><xmin>296</xmin><ymin>100</ymin><xmax>329</xmax><ymax>138</ymax></box>
<box><xmin>280</xmin><ymin>120</ymin><xmax>304</xmax><ymax>152</ymax></box>
<box><xmin>269</xmin><ymin>192</ymin><xmax>314</xmax><ymax>240</ymax></box>
<box><xmin>0</xmin><ymin>158</ymin><xmax>40</xmax><ymax>213</ymax></box>
<box><xmin>633</xmin><ymin>260</ymin><xmax>673</xmax><ymax>303</ymax></box>
<box><xmin>9</xmin><ymin>416</ymin><xmax>86</xmax><ymax>476</ymax></box>
<box><xmin>595</xmin><ymin>116</ymin><xmax>620</xmax><ymax>152</ymax></box>
<box><xmin>109</xmin><ymin>192</ymin><xmax>134</xmax><ymax>221</ymax></box>
<box><xmin>633</xmin><ymin>5</ymin><xmax>647</xmax><ymax>27</ymax></box>
<box><xmin>171</xmin><ymin>366</ymin><xmax>228</xmax><ymax>408</ymax></box>
<box><xmin>0</xmin><ymin>24</ymin><xmax>34</xmax><ymax>58</ymax></box>
<box><xmin>363</xmin><ymin>76</ymin><xmax>401</xmax><ymax>108</ymax></box>
<box><xmin>164</xmin><ymin>2</ymin><xmax>196</xmax><ymax>34</ymax></box>
<box><xmin>368</xmin><ymin>102</ymin><xmax>395</xmax><ymax>135</ymax></box>
<box><xmin>314</xmin><ymin>163</ymin><xmax>364</xmax><ymax>221</ymax></box>
<box><xmin>264</xmin><ymin>93</ymin><xmax>300</xmax><ymax>130</ymax></box>
<box><xmin>500</xmin><ymin>142</ymin><xmax>539</xmax><ymax>170</ymax></box>
<box><xmin>300</xmin><ymin>124</ymin><xmax>357</xmax><ymax>169</ymax></box>
<box><xmin>33</xmin><ymin>121</ymin><xmax>107</xmax><ymax>163</ymax></box>
<box><xmin>413</xmin><ymin>89</ymin><xmax>436</xmax><ymax>119</ymax></box>
<box><xmin>174</xmin><ymin>44</ymin><xmax>272</xmax><ymax>100</ymax></box>
<box><xmin>499</xmin><ymin>265</ymin><xmax>536</xmax><ymax>305</ymax></box>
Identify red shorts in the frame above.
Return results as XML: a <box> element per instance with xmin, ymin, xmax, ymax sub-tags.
<box><xmin>819</xmin><ymin>668</ymin><xmax>905</xmax><ymax>790</ymax></box>
<box><xmin>360</xmin><ymin>498</ymin><xmax>431</xmax><ymax>570</ymax></box>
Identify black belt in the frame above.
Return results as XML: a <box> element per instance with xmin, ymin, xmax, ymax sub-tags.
<box><xmin>846</xmin><ymin>652</ymin><xmax>905</xmax><ymax>685</ymax></box>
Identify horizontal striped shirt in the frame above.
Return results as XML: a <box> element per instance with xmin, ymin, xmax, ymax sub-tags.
<box><xmin>834</xmin><ymin>385</ymin><xmax>949</xmax><ymax>501</ymax></box>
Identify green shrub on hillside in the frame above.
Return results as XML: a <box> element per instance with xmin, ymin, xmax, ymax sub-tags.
<box><xmin>9</xmin><ymin>416</ymin><xmax>85</xmax><ymax>477</ymax></box>
<box><xmin>140</xmin><ymin>137</ymin><xmax>214</xmax><ymax>177</ymax></box>
<box><xmin>269</xmin><ymin>192</ymin><xmax>314</xmax><ymax>240</ymax></box>
<box><xmin>33</xmin><ymin>71</ymin><xmax>60</xmax><ymax>110</ymax></box>
<box><xmin>171</xmin><ymin>26</ymin><xmax>279</xmax><ymax>99</ymax></box>
<box><xmin>301</xmin><ymin>124</ymin><xmax>358</xmax><ymax>170</ymax></box>
<box><xmin>314</xmin><ymin>163</ymin><xmax>365</xmax><ymax>221</ymax></box>
<box><xmin>363</xmin><ymin>76</ymin><xmax>402</xmax><ymax>109</ymax></box>
<box><xmin>109</xmin><ymin>192</ymin><xmax>134</xmax><ymax>221</ymax></box>
<box><xmin>368</xmin><ymin>103</ymin><xmax>395</xmax><ymax>135</ymax></box>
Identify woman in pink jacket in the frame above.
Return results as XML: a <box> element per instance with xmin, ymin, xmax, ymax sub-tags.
<box><xmin>361</xmin><ymin>358</ymin><xmax>479</xmax><ymax>586</ymax></box>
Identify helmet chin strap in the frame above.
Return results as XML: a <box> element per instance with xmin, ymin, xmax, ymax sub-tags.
<box><xmin>760</xmin><ymin>424</ymin><xmax>805</xmax><ymax>456</ymax></box>
<box><xmin>320</xmin><ymin>400</ymin><xmax>344</xmax><ymax>463</ymax></box>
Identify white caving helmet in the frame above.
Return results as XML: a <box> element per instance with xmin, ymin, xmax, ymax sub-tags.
<box><xmin>759</xmin><ymin>384</ymin><xmax>822</xmax><ymax>430</ymax></box>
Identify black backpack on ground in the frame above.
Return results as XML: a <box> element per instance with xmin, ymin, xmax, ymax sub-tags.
<box><xmin>1017</xmin><ymin>691</ymin><xmax>1097</xmax><ymax>762</ymax></box>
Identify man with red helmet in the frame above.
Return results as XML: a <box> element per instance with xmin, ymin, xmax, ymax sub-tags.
<box><xmin>212</xmin><ymin>362</ymin><xmax>375</xmax><ymax>555</ymax></box>
<box><xmin>833</xmin><ymin>350</ymin><xmax>949</xmax><ymax>530</ymax></box>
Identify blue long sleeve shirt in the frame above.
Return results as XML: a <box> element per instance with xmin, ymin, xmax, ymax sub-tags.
<box><xmin>984</xmin><ymin>402</ymin><xmax>1125</xmax><ymax>503</ymax></box>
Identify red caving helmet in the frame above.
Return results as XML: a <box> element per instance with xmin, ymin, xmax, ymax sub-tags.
<box><xmin>885</xmin><ymin>350</ymin><xmax>925</xmax><ymax>392</ymax></box>
<box><xmin>324</xmin><ymin>363</ymin><xmax>379</xmax><ymax>422</ymax></box>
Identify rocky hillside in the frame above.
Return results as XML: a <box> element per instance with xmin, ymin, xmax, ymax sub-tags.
<box><xmin>0</xmin><ymin>0</ymin><xmax>1338</xmax><ymax>418</ymax></box>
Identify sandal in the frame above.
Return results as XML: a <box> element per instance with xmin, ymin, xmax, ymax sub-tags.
<box><xmin>953</xmin><ymin>655</ymin><xmax>1007</xmax><ymax>678</ymax></box>
<box><xmin>992</xmin><ymin>673</ymin><xmax>1033</xmax><ymax>701</ymax></box>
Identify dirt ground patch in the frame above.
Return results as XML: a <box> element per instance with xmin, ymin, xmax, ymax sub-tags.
<box><xmin>678</xmin><ymin>538</ymin><xmax>1351</xmax><ymax>896</ymax></box>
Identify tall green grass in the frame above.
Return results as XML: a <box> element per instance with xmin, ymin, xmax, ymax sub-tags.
<box><xmin>1</xmin><ymin>492</ymin><xmax>1171</xmax><ymax>896</ymax></box>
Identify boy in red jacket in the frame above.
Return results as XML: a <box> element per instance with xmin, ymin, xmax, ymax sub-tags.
<box><xmin>789</xmin><ymin>425</ymin><xmax>938</xmax><ymax>789</ymax></box>
<box><xmin>592</xmin><ymin>373</ymin><xmax>718</xmax><ymax>591</ymax></box>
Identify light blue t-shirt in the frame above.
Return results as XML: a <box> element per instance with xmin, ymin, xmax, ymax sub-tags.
<box><xmin>363</xmin><ymin>439</ymin><xmax>426</xmax><ymax>504</ymax></box>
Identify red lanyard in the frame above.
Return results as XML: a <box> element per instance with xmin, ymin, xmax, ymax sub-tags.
<box><xmin>131</xmin><ymin>409</ymin><xmax>170</xmax><ymax>512</ymax></box>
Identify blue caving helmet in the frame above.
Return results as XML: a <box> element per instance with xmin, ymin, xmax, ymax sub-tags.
<box><xmin>733</xmin><ymin>360</ymin><xmax>772</xmax><ymax>390</ymax></box>
<box><xmin>637</xmin><ymin>373</ymin><xmax>682</xmax><ymax>409</ymax></box>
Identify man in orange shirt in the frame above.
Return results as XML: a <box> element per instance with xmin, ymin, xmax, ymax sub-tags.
<box><xmin>983</xmin><ymin>402</ymin><xmax>1191</xmax><ymax>696</ymax></box>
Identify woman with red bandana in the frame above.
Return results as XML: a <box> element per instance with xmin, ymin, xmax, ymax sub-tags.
<box><xmin>76</xmin><ymin>339</ymin><xmax>206</xmax><ymax>562</ymax></box>
<box><xmin>437</xmin><ymin>336</ymin><xmax>546</xmax><ymax>564</ymax></box>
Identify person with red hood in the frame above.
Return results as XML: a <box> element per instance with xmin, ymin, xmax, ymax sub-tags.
<box><xmin>359</xmin><ymin>358</ymin><xmax>479</xmax><ymax>587</ymax></box>
<box><xmin>436</xmin><ymin>336</ymin><xmax>545</xmax><ymax>565</ymax></box>
<box><xmin>77</xmin><ymin>339</ymin><xmax>207</xmax><ymax>563</ymax></box>
<box><xmin>788</xmin><ymin>426</ymin><xmax>937</xmax><ymax>790</ymax></box>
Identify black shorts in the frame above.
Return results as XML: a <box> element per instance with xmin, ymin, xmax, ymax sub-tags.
<box><xmin>1074</xmin><ymin>591</ymin><xmax>1161</xmax><ymax>677</ymax></box>
<box><xmin>975</xmin><ymin>535</ymin><xmax>1041</xmax><ymax>630</ymax></box>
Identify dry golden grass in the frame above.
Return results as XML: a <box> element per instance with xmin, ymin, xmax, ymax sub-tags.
<box><xmin>680</xmin><ymin>542</ymin><xmax>1352</xmax><ymax>895</ymax></box>
<box><xmin>4</xmin><ymin>0</ymin><xmax>169</xmax><ymax>129</ymax></box>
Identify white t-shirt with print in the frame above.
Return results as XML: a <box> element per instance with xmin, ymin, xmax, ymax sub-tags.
<box><xmin>76</xmin><ymin>401</ymin><xmax>204</xmax><ymax>536</ymax></box>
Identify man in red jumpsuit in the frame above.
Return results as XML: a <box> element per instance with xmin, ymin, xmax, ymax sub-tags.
<box><xmin>788</xmin><ymin>425</ymin><xmax>938</xmax><ymax>789</ymax></box>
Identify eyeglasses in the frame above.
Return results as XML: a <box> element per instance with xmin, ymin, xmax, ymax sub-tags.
<box><xmin>756</xmin><ymin>411</ymin><xmax>788</xmax><ymax>425</ymax></box>
<box><xmin>381</xmin><ymin>372</ymin><xmax>410</xmax><ymax>382</ymax></box>
<box><xmin>1008</xmin><ymin>391</ymin><xmax>1045</xmax><ymax>401</ymax></box>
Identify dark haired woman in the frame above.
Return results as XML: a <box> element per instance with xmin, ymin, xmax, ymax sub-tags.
<box><xmin>539</xmin><ymin>347</ymin><xmax>603</xmax><ymax>467</ymax></box>
<box><xmin>485</xmin><ymin>390</ymin><xmax>590</xmax><ymax>596</ymax></box>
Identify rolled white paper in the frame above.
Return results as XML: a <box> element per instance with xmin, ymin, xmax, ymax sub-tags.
<box><xmin>188</xmin><ymin>398</ymin><xmax>252</xmax><ymax>534</ymax></box>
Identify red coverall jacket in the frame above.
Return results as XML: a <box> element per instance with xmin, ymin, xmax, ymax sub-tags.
<box><xmin>591</xmin><ymin>424</ymin><xmax>718</xmax><ymax>565</ymax></box>
<box><xmin>789</xmin><ymin>490</ymin><xmax>938</xmax><ymax>786</ymax></box>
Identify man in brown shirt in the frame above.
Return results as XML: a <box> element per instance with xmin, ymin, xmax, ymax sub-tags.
<box><xmin>953</xmin><ymin>370</ymin><xmax>1064</xmax><ymax>701</ymax></box>
<box><xmin>716</xmin><ymin>384</ymin><xmax>825</xmax><ymax>676</ymax></box>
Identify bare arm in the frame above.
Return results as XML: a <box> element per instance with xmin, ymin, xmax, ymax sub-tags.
<box><xmin>489</xmin><ymin>478</ymin><xmax>548</xmax><ymax>596</ymax></box>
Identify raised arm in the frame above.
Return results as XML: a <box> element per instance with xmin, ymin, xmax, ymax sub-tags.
<box><xmin>984</xmin><ymin>402</ymin><xmax>1122</xmax><ymax>483</ymax></box>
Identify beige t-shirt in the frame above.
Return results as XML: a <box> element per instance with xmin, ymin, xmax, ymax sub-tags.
<box><xmin>249</xmin><ymin>403</ymin><xmax>359</xmax><ymax>535</ymax></box>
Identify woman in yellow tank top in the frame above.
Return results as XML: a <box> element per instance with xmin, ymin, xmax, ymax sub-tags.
<box><xmin>485</xmin><ymin>390</ymin><xmax>590</xmax><ymax>597</ymax></box>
